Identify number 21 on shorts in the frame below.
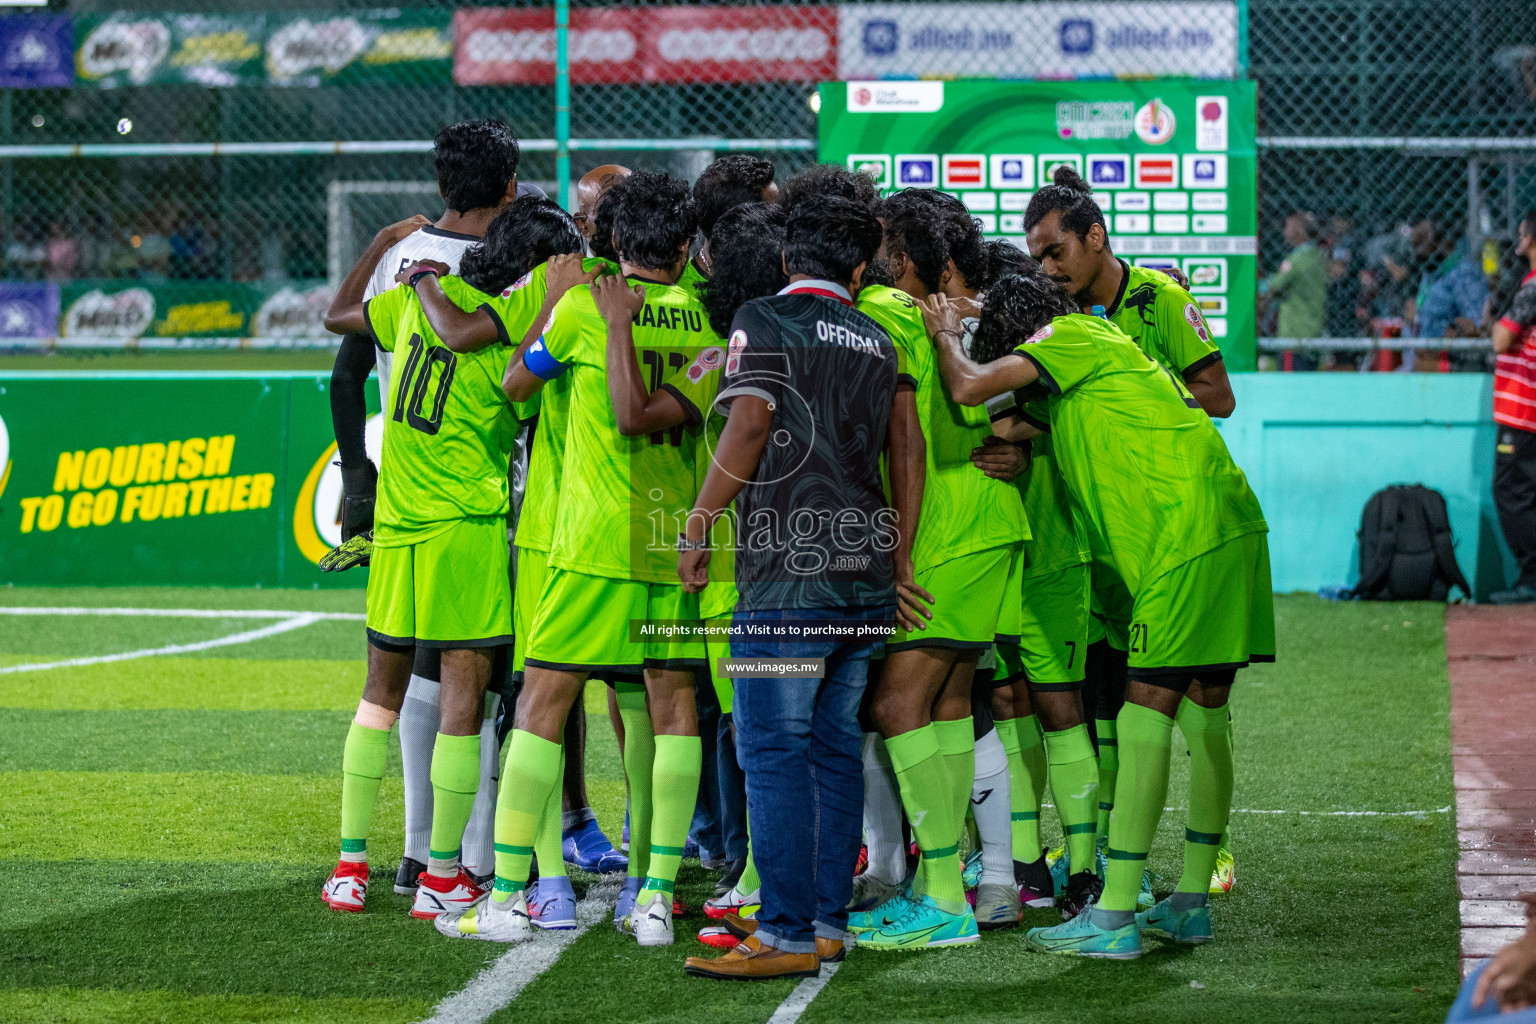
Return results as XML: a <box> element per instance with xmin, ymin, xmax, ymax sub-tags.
<box><xmin>1128</xmin><ymin>622</ymin><xmax>1149</xmax><ymax>654</ymax></box>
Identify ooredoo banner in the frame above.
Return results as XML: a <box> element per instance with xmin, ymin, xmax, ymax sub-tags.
<box><xmin>0</xmin><ymin>373</ymin><xmax>373</xmax><ymax>588</ymax></box>
<box><xmin>453</xmin><ymin>5</ymin><xmax>836</xmax><ymax>86</ymax></box>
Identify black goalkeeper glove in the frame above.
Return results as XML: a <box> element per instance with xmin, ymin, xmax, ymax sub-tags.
<box><xmin>339</xmin><ymin>461</ymin><xmax>378</xmax><ymax>542</ymax></box>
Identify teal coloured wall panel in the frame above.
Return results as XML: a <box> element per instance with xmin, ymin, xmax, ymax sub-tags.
<box><xmin>1220</xmin><ymin>374</ymin><xmax>1510</xmax><ymax>599</ymax></box>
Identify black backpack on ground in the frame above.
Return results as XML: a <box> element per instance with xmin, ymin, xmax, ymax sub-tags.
<box><xmin>1356</xmin><ymin>484</ymin><xmax>1471</xmax><ymax>601</ymax></box>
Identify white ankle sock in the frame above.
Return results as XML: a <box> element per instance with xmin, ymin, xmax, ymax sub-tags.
<box><xmin>971</xmin><ymin>728</ymin><xmax>1014</xmax><ymax>887</ymax></box>
<box><xmin>861</xmin><ymin>732</ymin><xmax>907</xmax><ymax>886</ymax></box>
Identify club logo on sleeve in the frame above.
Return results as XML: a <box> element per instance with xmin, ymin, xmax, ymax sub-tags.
<box><xmin>1025</xmin><ymin>324</ymin><xmax>1054</xmax><ymax>344</ymax></box>
<box><xmin>503</xmin><ymin>271</ymin><xmax>533</xmax><ymax>296</ymax></box>
<box><xmin>725</xmin><ymin>329</ymin><xmax>748</xmax><ymax>375</ymax></box>
<box><xmin>1184</xmin><ymin>302</ymin><xmax>1211</xmax><ymax>344</ymax></box>
<box><xmin>687</xmin><ymin>345</ymin><xmax>725</xmax><ymax>382</ymax></box>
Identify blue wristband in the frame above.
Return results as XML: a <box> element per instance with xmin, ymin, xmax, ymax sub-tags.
<box><xmin>523</xmin><ymin>337</ymin><xmax>569</xmax><ymax>381</ymax></box>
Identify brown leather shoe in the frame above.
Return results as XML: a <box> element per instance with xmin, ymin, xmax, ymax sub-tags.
<box><xmin>684</xmin><ymin>935</ymin><xmax>821</xmax><ymax>981</ymax></box>
<box><xmin>815</xmin><ymin>936</ymin><xmax>848</xmax><ymax>963</ymax></box>
<box><xmin>722</xmin><ymin>913</ymin><xmax>757</xmax><ymax>940</ymax></box>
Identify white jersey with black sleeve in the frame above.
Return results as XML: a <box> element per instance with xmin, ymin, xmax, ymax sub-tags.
<box><xmin>363</xmin><ymin>225</ymin><xmax>480</xmax><ymax>409</ymax></box>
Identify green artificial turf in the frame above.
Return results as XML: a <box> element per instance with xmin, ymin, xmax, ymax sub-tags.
<box><xmin>0</xmin><ymin>592</ymin><xmax>1461</xmax><ymax>1024</ymax></box>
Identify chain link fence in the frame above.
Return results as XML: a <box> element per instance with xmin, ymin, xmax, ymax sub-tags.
<box><xmin>0</xmin><ymin>0</ymin><xmax>1532</xmax><ymax>351</ymax></box>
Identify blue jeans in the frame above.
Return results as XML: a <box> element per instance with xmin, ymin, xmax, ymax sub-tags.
<box><xmin>1447</xmin><ymin>961</ymin><xmax>1536</xmax><ymax>1023</ymax></box>
<box><xmin>716</xmin><ymin>710</ymin><xmax>749</xmax><ymax>862</ymax></box>
<box><xmin>731</xmin><ymin>604</ymin><xmax>893</xmax><ymax>954</ymax></box>
<box><xmin>690</xmin><ymin>679</ymin><xmax>723</xmax><ymax>860</ymax></box>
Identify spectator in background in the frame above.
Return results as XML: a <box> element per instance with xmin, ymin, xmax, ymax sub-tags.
<box><xmin>1410</xmin><ymin>219</ymin><xmax>1488</xmax><ymax>340</ymax></box>
<box><xmin>46</xmin><ymin>221</ymin><xmax>78</xmax><ymax>281</ymax></box>
<box><xmin>5</xmin><ymin>219</ymin><xmax>47</xmax><ymax>280</ymax></box>
<box><xmin>1359</xmin><ymin>220</ymin><xmax>1415</xmax><ymax>329</ymax></box>
<box><xmin>1260</xmin><ymin>210</ymin><xmax>1327</xmax><ymax>369</ymax></box>
<box><xmin>1488</xmin><ymin>210</ymin><xmax>1536</xmax><ymax>605</ymax></box>
<box><xmin>1324</xmin><ymin>213</ymin><xmax>1361</xmax><ymax>337</ymax></box>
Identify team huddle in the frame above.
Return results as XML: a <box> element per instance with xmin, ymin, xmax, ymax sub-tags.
<box><xmin>315</xmin><ymin>117</ymin><xmax>1274</xmax><ymax>972</ymax></box>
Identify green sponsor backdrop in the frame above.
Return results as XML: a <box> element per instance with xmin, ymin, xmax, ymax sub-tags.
<box><xmin>57</xmin><ymin>281</ymin><xmax>330</xmax><ymax>341</ymax></box>
<box><xmin>74</xmin><ymin>10</ymin><xmax>450</xmax><ymax>88</ymax></box>
<box><xmin>0</xmin><ymin>373</ymin><xmax>375</xmax><ymax>588</ymax></box>
<box><xmin>818</xmin><ymin>79</ymin><xmax>1258</xmax><ymax>370</ymax></box>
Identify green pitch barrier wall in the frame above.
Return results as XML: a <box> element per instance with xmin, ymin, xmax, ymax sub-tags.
<box><xmin>0</xmin><ymin>371</ymin><xmax>1512</xmax><ymax>598</ymax></box>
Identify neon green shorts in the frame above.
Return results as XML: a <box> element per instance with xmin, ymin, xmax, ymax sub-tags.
<box><xmin>1126</xmin><ymin>532</ymin><xmax>1276</xmax><ymax>680</ymax></box>
<box><xmin>512</xmin><ymin>544</ymin><xmax>550</xmax><ymax>675</ymax></box>
<box><xmin>889</xmin><ymin>543</ymin><xmax>1025</xmax><ymax>652</ymax></box>
<box><xmin>705</xmin><ymin>620</ymin><xmax>733</xmax><ymax>714</ymax></box>
<box><xmin>1091</xmin><ymin>571</ymin><xmax>1133</xmax><ymax>653</ymax></box>
<box><xmin>996</xmin><ymin>562</ymin><xmax>1091</xmax><ymax>689</ymax></box>
<box><xmin>366</xmin><ymin>516</ymin><xmax>512</xmax><ymax>649</ymax></box>
<box><xmin>524</xmin><ymin>567</ymin><xmax>706</xmax><ymax>674</ymax></box>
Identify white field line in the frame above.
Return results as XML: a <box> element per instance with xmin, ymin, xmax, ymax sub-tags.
<box><xmin>0</xmin><ymin>613</ymin><xmax>324</xmax><ymax>674</ymax></box>
<box><xmin>767</xmin><ymin>960</ymin><xmax>841</xmax><ymax>1024</ymax></box>
<box><xmin>0</xmin><ymin>606</ymin><xmax>364</xmax><ymax>620</ymax></box>
<box><xmin>421</xmin><ymin>879</ymin><xmax>621</xmax><ymax>1024</ymax></box>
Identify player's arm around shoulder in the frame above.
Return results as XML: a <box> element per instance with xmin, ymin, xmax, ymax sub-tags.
<box><xmin>917</xmin><ymin>293</ymin><xmax>1039</xmax><ymax>407</ymax></box>
<box><xmin>324</xmin><ymin>214</ymin><xmax>429</xmax><ymax>335</ymax></box>
<box><xmin>502</xmin><ymin>255</ymin><xmax>605</xmax><ymax>403</ymax></box>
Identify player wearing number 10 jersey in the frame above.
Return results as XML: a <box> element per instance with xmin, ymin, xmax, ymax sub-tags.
<box><xmin>317</xmin><ymin>203</ymin><xmax>563</xmax><ymax>921</ymax></box>
<box><xmin>437</xmin><ymin>171</ymin><xmax>716</xmax><ymax>949</ymax></box>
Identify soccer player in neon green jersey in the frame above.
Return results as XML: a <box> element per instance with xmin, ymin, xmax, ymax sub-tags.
<box><xmin>848</xmin><ymin>195</ymin><xmax>1029</xmax><ymax>951</ymax></box>
<box><xmin>590</xmin><ymin>202</ymin><xmax>791</xmax><ymax>934</ymax></box>
<box><xmin>437</xmin><ymin>171</ymin><xmax>718</xmax><ymax>947</ymax></box>
<box><xmin>918</xmin><ymin>264</ymin><xmax>1273</xmax><ymax>959</ymax></box>
<box><xmin>901</xmin><ymin>192</ymin><xmax>1103</xmax><ymax>924</ymax></box>
<box><xmin>1026</xmin><ymin>164</ymin><xmax>1241</xmax><ymax>895</ymax></box>
<box><xmin>412</xmin><ymin>242</ymin><xmax>627</xmax><ymax>932</ymax></box>
<box><xmin>317</xmin><ymin>206</ymin><xmax>561</xmax><ymax>918</ymax></box>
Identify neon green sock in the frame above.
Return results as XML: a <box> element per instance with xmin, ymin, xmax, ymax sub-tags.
<box><xmin>1045</xmin><ymin>723</ymin><xmax>1099</xmax><ymax>874</ymax></box>
<box><xmin>1095</xmin><ymin>716</ymin><xmax>1119</xmax><ymax>840</ymax></box>
<box><xmin>1176</xmin><ymin>699</ymin><xmax>1234</xmax><ymax>894</ymax></box>
<box><xmin>933</xmin><ymin>717</ymin><xmax>975</xmax><ymax>854</ymax></box>
<box><xmin>533</xmin><ymin>742</ymin><xmax>567</xmax><ymax>879</ymax></box>
<box><xmin>638</xmin><ymin>734</ymin><xmax>703</xmax><ymax>903</ymax></box>
<box><xmin>1220</xmin><ymin>710</ymin><xmax>1234</xmax><ymax>858</ymax></box>
<box><xmin>737</xmin><ymin>843</ymin><xmax>759</xmax><ymax>894</ymax></box>
<box><xmin>1101</xmin><ymin>704</ymin><xmax>1174</xmax><ymax>912</ymax></box>
<box><xmin>428</xmin><ymin>732</ymin><xmax>482</xmax><ymax>877</ymax></box>
<box><xmin>491</xmin><ymin>729</ymin><xmax>562</xmax><ymax>901</ymax></box>
<box><xmin>340</xmin><ymin>720</ymin><xmax>391</xmax><ymax>863</ymax></box>
<box><xmin>886</xmin><ymin>724</ymin><xmax>965</xmax><ymax>913</ymax></box>
<box><xmin>615</xmin><ymin>683</ymin><xmax>654</xmax><ymax>882</ymax></box>
<box><xmin>997</xmin><ymin>715</ymin><xmax>1046</xmax><ymax>863</ymax></box>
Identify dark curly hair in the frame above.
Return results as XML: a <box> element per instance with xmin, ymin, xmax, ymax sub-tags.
<box><xmin>607</xmin><ymin>169</ymin><xmax>697</xmax><ymax>272</ymax></box>
<box><xmin>981</xmin><ymin>239</ymin><xmax>1036</xmax><ymax>291</ymax></box>
<box><xmin>881</xmin><ymin>189</ymin><xmax>989</xmax><ymax>290</ymax></box>
<box><xmin>697</xmin><ymin>203</ymin><xmax>788</xmax><ymax>337</ymax></box>
<box><xmin>971</xmin><ymin>263</ymin><xmax>1078</xmax><ymax>364</ymax></box>
<box><xmin>778</xmin><ymin>162</ymin><xmax>881</xmax><ymax>216</ymax></box>
<box><xmin>881</xmin><ymin>204</ymin><xmax>949</xmax><ymax>295</ymax></box>
<box><xmin>1023</xmin><ymin>164</ymin><xmax>1108</xmax><ymax>247</ymax></box>
<box><xmin>459</xmin><ymin>198</ymin><xmax>583</xmax><ymax>296</ymax></box>
<box><xmin>693</xmin><ymin>155</ymin><xmax>777</xmax><ymax>241</ymax></box>
<box><xmin>434</xmin><ymin>119</ymin><xmax>520</xmax><ymax>215</ymax></box>
<box><xmin>785</xmin><ymin>194</ymin><xmax>883</xmax><ymax>286</ymax></box>
<box><xmin>589</xmin><ymin>187</ymin><xmax>622</xmax><ymax>263</ymax></box>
